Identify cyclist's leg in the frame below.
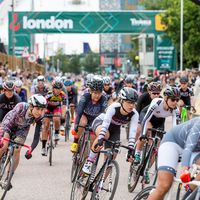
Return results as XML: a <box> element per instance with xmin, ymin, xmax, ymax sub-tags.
<box><xmin>41</xmin><ymin>117</ymin><xmax>50</xmax><ymax>154</ymax></box>
<box><xmin>0</xmin><ymin>132</ymin><xmax>10</xmax><ymax>158</ymax></box>
<box><xmin>70</xmin><ymin>104</ymin><xmax>75</xmax><ymax>121</ymax></box>
<box><xmin>147</xmin><ymin>142</ymin><xmax>181</xmax><ymax>200</ymax></box>
<box><xmin>53</xmin><ymin>107</ymin><xmax>62</xmax><ymax>140</ymax></box>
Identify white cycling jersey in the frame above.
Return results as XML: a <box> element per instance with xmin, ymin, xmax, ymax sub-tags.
<box><xmin>141</xmin><ymin>98</ymin><xmax>180</xmax><ymax>136</ymax></box>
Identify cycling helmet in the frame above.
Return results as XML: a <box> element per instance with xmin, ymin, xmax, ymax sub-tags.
<box><xmin>119</xmin><ymin>87</ymin><xmax>138</xmax><ymax>102</ymax></box>
<box><xmin>140</xmin><ymin>75</ymin><xmax>146</xmax><ymax>79</ymax></box>
<box><xmin>37</xmin><ymin>75</ymin><xmax>45</xmax><ymax>82</ymax></box>
<box><xmin>15</xmin><ymin>80</ymin><xmax>23</xmax><ymax>87</ymax></box>
<box><xmin>86</xmin><ymin>74</ymin><xmax>94</xmax><ymax>87</ymax></box>
<box><xmin>64</xmin><ymin>79</ymin><xmax>73</xmax><ymax>87</ymax></box>
<box><xmin>52</xmin><ymin>80</ymin><xmax>63</xmax><ymax>89</ymax></box>
<box><xmin>3</xmin><ymin>81</ymin><xmax>14</xmax><ymax>90</ymax></box>
<box><xmin>103</xmin><ymin>76</ymin><xmax>111</xmax><ymax>85</ymax></box>
<box><xmin>148</xmin><ymin>82</ymin><xmax>162</xmax><ymax>92</ymax></box>
<box><xmin>90</xmin><ymin>75</ymin><xmax>103</xmax><ymax>91</ymax></box>
<box><xmin>125</xmin><ymin>75</ymin><xmax>134</xmax><ymax>84</ymax></box>
<box><xmin>28</xmin><ymin>94</ymin><xmax>47</xmax><ymax>108</ymax></box>
<box><xmin>163</xmin><ymin>87</ymin><xmax>180</xmax><ymax>98</ymax></box>
<box><xmin>180</xmin><ymin>76</ymin><xmax>188</xmax><ymax>83</ymax></box>
<box><xmin>169</xmin><ymin>77</ymin><xmax>176</xmax><ymax>81</ymax></box>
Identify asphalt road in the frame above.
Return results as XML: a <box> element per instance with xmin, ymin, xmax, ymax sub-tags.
<box><xmin>5</xmin><ymin>118</ymin><xmax>177</xmax><ymax>200</ymax></box>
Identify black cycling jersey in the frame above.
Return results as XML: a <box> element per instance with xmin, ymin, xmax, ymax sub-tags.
<box><xmin>136</xmin><ymin>92</ymin><xmax>152</xmax><ymax>114</ymax></box>
<box><xmin>67</xmin><ymin>87</ymin><xmax>78</xmax><ymax>105</ymax></box>
<box><xmin>179</xmin><ymin>87</ymin><xmax>194</xmax><ymax>106</ymax></box>
<box><xmin>0</xmin><ymin>93</ymin><xmax>21</xmax><ymax>122</ymax></box>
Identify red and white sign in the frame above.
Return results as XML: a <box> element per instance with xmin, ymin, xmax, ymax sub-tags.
<box><xmin>22</xmin><ymin>47</ymin><xmax>29</xmax><ymax>58</ymax></box>
<box><xmin>28</xmin><ymin>53</ymin><xmax>37</xmax><ymax>63</ymax></box>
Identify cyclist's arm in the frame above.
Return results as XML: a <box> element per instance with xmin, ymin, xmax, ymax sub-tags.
<box><xmin>141</xmin><ymin>99</ymin><xmax>159</xmax><ymax>136</ymax></box>
<box><xmin>98</xmin><ymin>103</ymin><xmax>116</xmax><ymax>140</ymax></box>
<box><xmin>182</xmin><ymin>128</ymin><xmax>200</xmax><ymax>168</ymax></box>
<box><xmin>61</xmin><ymin>93</ymin><xmax>67</xmax><ymax>117</ymax></box>
<box><xmin>128</xmin><ymin>111</ymin><xmax>139</xmax><ymax>147</ymax></box>
<box><xmin>172</xmin><ymin>108</ymin><xmax>180</xmax><ymax>126</ymax></box>
<box><xmin>75</xmin><ymin>94</ymin><xmax>88</xmax><ymax>127</ymax></box>
<box><xmin>30</xmin><ymin>120</ymin><xmax>42</xmax><ymax>152</ymax></box>
<box><xmin>136</xmin><ymin>94</ymin><xmax>145</xmax><ymax>113</ymax></box>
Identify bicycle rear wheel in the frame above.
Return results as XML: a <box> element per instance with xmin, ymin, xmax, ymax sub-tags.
<box><xmin>133</xmin><ymin>186</ymin><xmax>155</xmax><ymax>200</ymax></box>
<box><xmin>65</xmin><ymin>111</ymin><xmax>71</xmax><ymax>142</ymax></box>
<box><xmin>91</xmin><ymin>160</ymin><xmax>119</xmax><ymax>200</ymax></box>
<box><xmin>0</xmin><ymin>154</ymin><xmax>14</xmax><ymax>200</ymax></box>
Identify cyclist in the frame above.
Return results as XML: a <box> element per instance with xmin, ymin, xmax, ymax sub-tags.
<box><xmin>168</xmin><ymin>76</ymin><xmax>177</xmax><ymax>87</ymax></box>
<box><xmin>0</xmin><ymin>81</ymin><xmax>21</xmax><ymax>122</ymax></box>
<box><xmin>63</xmin><ymin>79</ymin><xmax>78</xmax><ymax>123</ymax></box>
<box><xmin>137</xmin><ymin>75</ymin><xmax>146</xmax><ymax>95</ymax></box>
<box><xmin>41</xmin><ymin>79</ymin><xmax>67</xmax><ymax>156</ymax></box>
<box><xmin>82</xmin><ymin>87</ymin><xmax>139</xmax><ymax>174</ymax></box>
<box><xmin>134</xmin><ymin>87</ymin><xmax>180</xmax><ymax>164</ymax></box>
<box><xmin>147</xmin><ymin>117</ymin><xmax>200</xmax><ymax>200</ymax></box>
<box><xmin>70</xmin><ymin>76</ymin><xmax>107</xmax><ymax>153</ymax></box>
<box><xmin>14</xmin><ymin>79</ymin><xmax>28</xmax><ymax>102</ymax></box>
<box><xmin>102</xmin><ymin>76</ymin><xmax>114</xmax><ymax>105</ymax></box>
<box><xmin>0</xmin><ymin>94</ymin><xmax>47</xmax><ymax>189</ymax></box>
<box><xmin>124</xmin><ymin>75</ymin><xmax>136</xmax><ymax>89</ymax></box>
<box><xmin>31</xmin><ymin>75</ymin><xmax>49</xmax><ymax>96</ymax></box>
<box><xmin>178</xmin><ymin>76</ymin><xmax>194</xmax><ymax>120</ymax></box>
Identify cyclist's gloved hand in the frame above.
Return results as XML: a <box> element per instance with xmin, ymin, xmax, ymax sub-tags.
<box><xmin>126</xmin><ymin>148</ymin><xmax>135</xmax><ymax>162</ymax></box>
<box><xmin>25</xmin><ymin>150</ymin><xmax>32</xmax><ymax>160</ymax></box>
<box><xmin>94</xmin><ymin>138</ymin><xmax>104</xmax><ymax>150</ymax></box>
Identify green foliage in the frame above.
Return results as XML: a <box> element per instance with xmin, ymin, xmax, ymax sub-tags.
<box><xmin>128</xmin><ymin>37</ymin><xmax>139</xmax><ymax>67</ymax></box>
<box><xmin>67</xmin><ymin>55</ymin><xmax>81</xmax><ymax>74</ymax></box>
<box><xmin>141</xmin><ymin>0</ymin><xmax>200</xmax><ymax>69</ymax></box>
<box><xmin>82</xmin><ymin>52</ymin><xmax>100</xmax><ymax>73</ymax></box>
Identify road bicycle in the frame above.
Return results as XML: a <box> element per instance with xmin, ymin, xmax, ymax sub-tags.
<box><xmin>128</xmin><ymin>128</ymin><xmax>165</xmax><ymax>193</ymax></box>
<box><xmin>70</xmin><ymin>139</ymin><xmax>132</xmax><ymax>200</ymax></box>
<box><xmin>70</xmin><ymin>125</ymin><xmax>92</xmax><ymax>183</ymax></box>
<box><xmin>133</xmin><ymin>164</ymin><xmax>200</xmax><ymax>200</ymax></box>
<box><xmin>44</xmin><ymin>114</ymin><xmax>61</xmax><ymax>166</ymax></box>
<box><xmin>0</xmin><ymin>137</ymin><xmax>31</xmax><ymax>200</ymax></box>
<box><xmin>64</xmin><ymin>109</ymin><xmax>71</xmax><ymax>142</ymax></box>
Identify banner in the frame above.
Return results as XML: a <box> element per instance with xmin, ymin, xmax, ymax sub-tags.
<box><xmin>9</xmin><ymin>11</ymin><xmax>165</xmax><ymax>34</ymax></box>
<box><xmin>155</xmin><ymin>35</ymin><xmax>176</xmax><ymax>71</ymax></box>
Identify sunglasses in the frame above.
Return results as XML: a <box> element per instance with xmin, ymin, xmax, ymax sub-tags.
<box><xmin>152</xmin><ymin>92</ymin><xmax>160</xmax><ymax>95</ymax></box>
<box><xmin>180</xmin><ymin>82</ymin><xmax>187</xmax><ymax>85</ymax></box>
<box><xmin>170</xmin><ymin>98</ymin><xmax>179</xmax><ymax>102</ymax></box>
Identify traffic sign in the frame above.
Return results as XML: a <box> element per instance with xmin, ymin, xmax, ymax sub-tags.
<box><xmin>22</xmin><ymin>47</ymin><xmax>29</xmax><ymax>58</ymax></box>
<box><xmin>28</xmin><ymin>53</ymin><xmax>37</xmax><ymax>63</ymax></box>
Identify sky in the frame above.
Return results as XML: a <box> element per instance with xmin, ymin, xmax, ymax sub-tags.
<box><xmin>0</xmin><ymin>0</ymin><xmax>100</xmax><ymax>57</ymax></box>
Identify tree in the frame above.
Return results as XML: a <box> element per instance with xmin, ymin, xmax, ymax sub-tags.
<box><xmin>141</xmin><ymin>0</ymin><xmax>200</xmax><ymax>69</ymax></box>
<box><xmin>82</xmin><ymin>52</ymin><xmax>100</xmax><ymax>73</ymax></box>
<box><xmin>67</xmin><ymin>55</ymin><xmax>81</xmax><ymax>74</ymax></box>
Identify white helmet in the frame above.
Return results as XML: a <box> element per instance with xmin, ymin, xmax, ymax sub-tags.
<box><xmin>15</xmin><ymin>80</ymin><xmax>23</xmax><ymax>87</ymax></box>
<box><xmin>103</xmin><ymin>76</ymin><xmax>111</xmax><ymax>85</ymax></box>
<box><xmin>37</xmin><ymin>75</ymin><xmax>45</xmax><ymax>82</ymax></box>
<box><xmin>28</xmin><ymin>94</ymin><xmax>47</xmax><ymax>108</ymax></box>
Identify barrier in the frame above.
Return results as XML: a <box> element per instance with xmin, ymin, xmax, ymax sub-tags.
<box><xmin>0</xmin><ymin>53</ymin><xmax>45</xmax><ymax>74</ymax></box>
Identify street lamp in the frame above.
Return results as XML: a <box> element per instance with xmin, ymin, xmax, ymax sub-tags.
<box><xmin>180</xmin><ymin>0</ymin><xmax>183</xmax><ymax>71</ymax></box>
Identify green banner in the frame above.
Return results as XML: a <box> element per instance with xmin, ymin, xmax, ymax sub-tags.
<box><xmin>155</xmin><ymin>35</ymin><xmax>176</xmax><ymax>71</ymax></box>
<box><xmin>9</xmin><ymin>11</ymin><xmax>165</xmax><ymax>34</ymax></box>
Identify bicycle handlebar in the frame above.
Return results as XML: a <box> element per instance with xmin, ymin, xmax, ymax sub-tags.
<box><xmin>44</xmin><ymin>114</ymin><xmax>61</xmax><ymax>118</ymax></box>
<box><xmin>147</xmin><ymin>128</ymin><xmax>166</xmax><ymax>135</ymax></box>
<box><xmin>1</xmin><ymin>137</ymin><xmax>32</xmax><ymax>154</ymax></box>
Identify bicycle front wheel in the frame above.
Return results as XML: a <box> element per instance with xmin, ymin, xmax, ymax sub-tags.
<box><xmin>49</xmin><ymin>128</ymin><xmax>54</xmax><ymax>166</ymax></box>
<box><xmin>133</xmin><ymin>186</ymin><xmax>155</xmax><ymax>200</ymax></box>
<box><xmin>65</xmin><ymin>111</ymin><xmax>71</xmax><ymax>142</ymax></box>
<box><xmin>0</xmin><ymin>154</ymin><xmax>14</xmax><ymax>200</ymax></box>
<box><xmin>91</xmin><ymin>160</ymin><xmax>119</xmax><ymax>200</ymax></box>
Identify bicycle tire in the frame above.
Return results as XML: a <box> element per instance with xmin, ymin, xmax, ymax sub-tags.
<box><xmin>70</xmin><ymin>158</ymin><xmax>90</xmax><ymax>200</ymax></box>
<box><xmin>0</xmin><ymin>155</ymin><xmax>14</xmax><ymax>200</ymax></box>
<box><xmin>133</xmin><ymin>185</ymin><xmax>155</xmax><ymax>200</ymax></box>
<box><xmin>91</xmin><ymin>160</ymin><xmax>119</xmax><ymax>200</ymax></box>
<box><xmin>65</xmin><ymin>111</ymin><xmax>71</xmax><ymax>142</ymax></box>
<box><xmin>49</xmin><ymin>125</ymin><xmax>53</xmax><ymax>166</ymax></box>
<box><xmin>176</xmin><ymin>183</ymin><xmax>182</xmax><ymax>200</ymax></box>
<box><xmin>128</xmin><ymin>162</ymin><xmax>142</xmax><ymax>193</ymax></box>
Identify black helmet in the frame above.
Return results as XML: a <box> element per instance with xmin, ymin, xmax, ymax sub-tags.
<box><xmin>3</xmin><ymin>81</ymin><xmax>14</xmax><ymax>90</ymax></box>
<box><xmin>52</xmin><ymin>80</ymin><xmax>63</xmax><ymax>89</ymax></box>
<box><xmin>90</xmin><ymin>75</ymin><xmax>103</xmax><ymax>91</ymax></box>
<box><xmin>125</xmin><ymin>75</ymin><xmax>134</xmax><ymax>84</ymax></box>
<box><xmin>148</xmin><ymin>82</ymin><xmax>162</xmax><ymax>92</ymax></box>
<box><xmin>163</xmin><ymin>87</ymin><xmax>180</xmax><ymax>99</ymax></box>
<box><xmin>119</xmin><ymin>87</ymin><xmax>138</xmax><ymax>102</ymax></box>
<box><xmin>180</xmin><ymin>76</ymin><xmax>188</xmax><ymax>83</ymax></box>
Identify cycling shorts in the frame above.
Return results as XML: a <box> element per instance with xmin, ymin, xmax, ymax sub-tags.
<box><xmin>157</xmin><ymin>142</ymin><xmax>200</xmax><ymax>175</ymax></box>
<box><xmin>47</xmin><ymin>106</ymin><xmax>62</xmax><ymax>114</ymax></box>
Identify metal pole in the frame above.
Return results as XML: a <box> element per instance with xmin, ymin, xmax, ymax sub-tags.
<box><xmin>11</xmin><ymin>0</ymin><xmax>15</xmax><ymax>69</ymax></box>
<box><xmin>180</xmin><ymin>0</ymin><xmax>183</xmax><ymax>71</ymax></box>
